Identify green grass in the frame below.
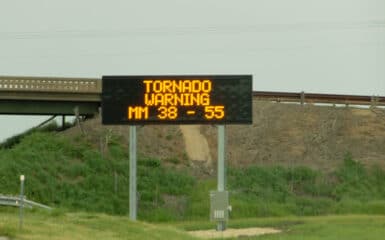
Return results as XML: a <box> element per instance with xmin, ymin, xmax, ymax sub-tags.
<box><xmin>177</xmin><ymin>215</ymin><xmax>385</xmax><ymax>240</ymax></box>
<box><xmin>0</xmin><ymin>121</ymin><xmax>72</xmax><ymax>149</ymax></box>
<box><xmin>2</xmin><ymin>131</ymin><xmax>385</xmax><ymax>222</ymax></box>
<box><xmin>0</xmin><ymin>209</ymin><xmax>198</xmax><ymax>240</ymax></box>
<box><xmin>2</xmin><ymin>210</ymin><xmax>385</xmax><ymax>240</ymax></box>
<box><xmin>226</xmin><ymin>154</ymin><xmax>385</xmax><ymax>218</ymax></box>
<box><xmin>0</xmin><ymin>132</ymin><xmax>195</xmax><ymax>221</ymax></box>
<box><xmin>242</xmin><ymin>215</ymin><xmax>385</xmax><ymax>240</ymax></box>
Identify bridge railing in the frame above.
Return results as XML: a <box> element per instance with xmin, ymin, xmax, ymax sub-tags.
<box><xmin>0</xmin><ymin>76</ymin><xmax>102</xmax><ymax>103</ymax></box>
<box><xmin>0</xmin><ymin>76</ymin><xmax>101</xmax><ymax>93</ymax></box>
<box><xmin>253</xmin><ymin>91</ymin><xmax>385</xmax><ymax>106</ymax></box>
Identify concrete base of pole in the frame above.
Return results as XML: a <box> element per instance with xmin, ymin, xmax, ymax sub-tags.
<box><xmin>216</xmin><ymin>221</ymin><xmax>226</xmax><ymax>231</ymax></box>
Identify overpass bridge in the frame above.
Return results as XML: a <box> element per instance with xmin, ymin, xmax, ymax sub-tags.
<box><xmin>0</xmin><ymin>75</ymin><xmax>384</xmax><ymax>116</ymax></box>
<box><xmin>0</xmin><ymin>76</ymin><xmax>101</xmax><ymax>116</ymax></box>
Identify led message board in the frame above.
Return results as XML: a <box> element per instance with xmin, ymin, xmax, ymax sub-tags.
<box><xmin>102</xmin><ymin>75</ymin><xmax>252</xmax><ymax>125</ymax></box>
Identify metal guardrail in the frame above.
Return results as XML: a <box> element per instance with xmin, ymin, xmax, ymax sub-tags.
<box><xmin>0</xmin><ymin>195</ymin><xmax>52</xmax><ymax>210</ymax></box>
<box><xmin>253</xmin><ymin>91</ymin><xmax>385</xmax><ymax>106</ymax></box>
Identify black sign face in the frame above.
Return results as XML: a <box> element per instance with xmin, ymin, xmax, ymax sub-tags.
<box><xmin>102</xmin><ymin>75</ymin><xmax>252</xmax><ymax>125</ymax></box>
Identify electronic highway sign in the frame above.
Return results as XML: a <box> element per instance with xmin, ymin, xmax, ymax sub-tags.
<box><xmin>102</xmin><ymin>75</ymin><xmax>252</xmax><ymax>125</ymax></box>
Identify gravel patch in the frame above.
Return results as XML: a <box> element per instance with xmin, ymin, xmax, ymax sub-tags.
<box><xmin>188</xmin><ymin>227</ymin><xmax>281</xmax><ymax>239</ymax></box>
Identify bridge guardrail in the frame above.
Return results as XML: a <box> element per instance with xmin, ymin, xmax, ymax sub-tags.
<box><xmin>0</xmin><ymin>76</ymin><xmax>101</xmax><ymax>93</ymax></box>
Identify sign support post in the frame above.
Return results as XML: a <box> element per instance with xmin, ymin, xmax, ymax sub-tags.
<box><xmin>129</xmin><ymin>126</ymin><xmax>137</xmax><ymax>220</ymax></box>
<box><xmin>217</xmin><ymin>125</ymin><xmax>226</xmax><ymax>231</ymax></box>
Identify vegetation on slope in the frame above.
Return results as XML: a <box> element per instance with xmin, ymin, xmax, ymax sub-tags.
<box><xmin>0</xmin><ymin>121</ymin><xmax>74</xmax><ymax>149</ymax></box>
<box><xmin>0</xmin><ymin>131</ymin><xmax>195</xmax><ymax>221</ymax></box>
<box><xmin>1</xmin><ymin>131</ymin><xmax>385</xmax><ymax>222</ymax></box>
<box><xmin>228</xmin><ymin>154</ymin><xmax>385</xmax><ymax>217</ymax></box>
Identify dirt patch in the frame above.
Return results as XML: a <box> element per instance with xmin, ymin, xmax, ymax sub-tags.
<box><xmin>351</xmin><ymin>108</ymin><xmax>375</xmax><ymax>117</ymax></box>
<box><xmin>179</xmin><ymin>125</ymin><xmax>212</xmax><ymax>164</ymax></box>
<box><xmin>188</xmin><ymin>227</ymin><xmax>281</xmax><ymax>239</ymax></box>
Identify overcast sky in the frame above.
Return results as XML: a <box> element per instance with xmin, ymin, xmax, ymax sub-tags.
<box><xmin>0</xmin><ymin>0</ymin><xmax>384</xmax><ymax>141</ymax></box>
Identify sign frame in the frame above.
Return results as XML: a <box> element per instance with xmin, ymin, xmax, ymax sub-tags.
<box><xmin>102</xmin><ymin>75</ymin><xmax>252</xmax><ymax>125</ymax></box>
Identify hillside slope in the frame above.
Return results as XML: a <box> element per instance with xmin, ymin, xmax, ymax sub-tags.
<box><xmin>206</xmin><ymin>102</ymin><xmax>385</xmax><ymax>172</ymax></box>
<box><xmin>65</xmin><ymin>101</ymin><xmax>385</xmax><ymax>172</ymax></box>
<box><xmin>2</xmin><ymin>107</ymin><xmax>385</xmax><ymax>218</ymax></box>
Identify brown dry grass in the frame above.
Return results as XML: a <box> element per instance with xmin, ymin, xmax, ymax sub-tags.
<box><xmin>64</xmin><ymin>102</ymin><xmax>385</xmax><ymax>173</ymax></box>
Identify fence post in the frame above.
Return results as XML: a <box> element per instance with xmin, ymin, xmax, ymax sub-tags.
<box><xmin>19</xmin><ymin>175</ymin><xmax>25</xmax><ymax>230</ymax></box>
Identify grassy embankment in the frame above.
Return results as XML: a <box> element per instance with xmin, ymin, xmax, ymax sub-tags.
<box><xmin>2</xmin><ymin>131</ymin><xmax>385</xmax><ymax>222</ymax></box>
<box><xmin>2</xmin><ymin>210</ymin><xmax>385</xmax><ymax>240</ymax></box>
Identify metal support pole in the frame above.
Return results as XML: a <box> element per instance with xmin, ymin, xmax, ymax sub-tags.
<box><xmin>62</xmin><ymin>115</ymin><xmax>65</xmax><ymax>130</ymax></box>
<box><xmin>129</xmin><ymin>126</ymin><xmax>137</xmax><ymax>220</ymax></box>
<box><xmin>74</xmin><ymin>106</ymin><xmax>84</xmax><ymax>134</ymax></box>
<box><xmin>19</xmin><ymin>175</ymin><xmax>25</xmax><ymax>230</ymax></box>
<box><xmin>300</xmin><ymin>91</ymin><xmax>305</xmax><ymax>105</ymax></box>
<box><xmin>217</xmin><ymin>125</ymin><xmax>226</xmax><ymax>231</ymax></box>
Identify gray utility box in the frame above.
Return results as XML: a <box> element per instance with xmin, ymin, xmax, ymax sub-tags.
<box><xmin>210</xmin><ymin>191</ymin><xmax>229</xmax><ymax>222</ymax></box>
